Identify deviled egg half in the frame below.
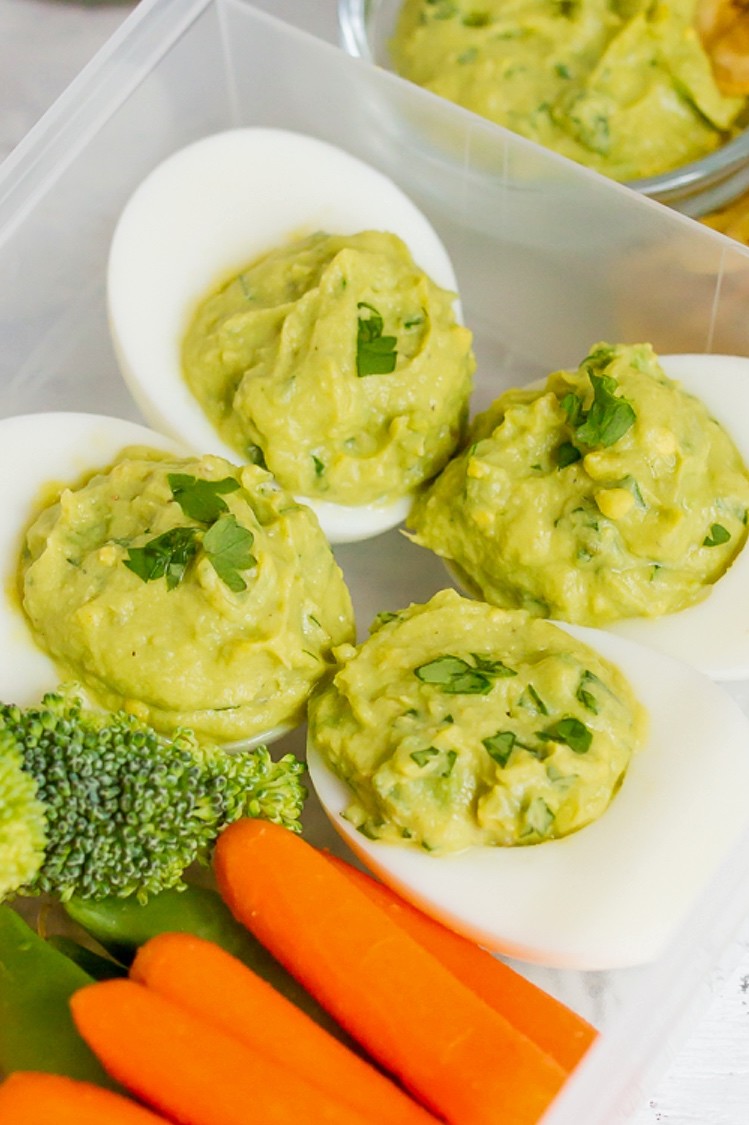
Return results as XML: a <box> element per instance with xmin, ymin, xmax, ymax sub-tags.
<box><xmin>108</xmin><ymin>128</ymin><xmax>475</xmax><ymax>543</ymax></box>
<box><xmin>0</xmin><ymin>412</ymin><xmax>354</xmax><ymax>747</ymax></box>
<box><xmin>408</xmin><ymin>344</ymin><xmax>749</xmax><ymax>679</ymax></box>
<box><xmin>307</xmin><ymin>589</ymin><xmax>749</xmax><ymax>970</ymax></box>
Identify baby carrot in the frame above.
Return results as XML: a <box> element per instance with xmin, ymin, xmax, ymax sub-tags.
<box><xmin>214</xmin><ymin>819</ymin><xmax>567</xmax><ymax>1125</ymax></box>
<box><xmin>326</xmin><ymin>852</ymin><xmax>597</xmax><ymax>1071</ymax></box>
<box><xmin>0</xmin><ymin>1071</ymin><xmax>168</xmax><ymax>1125</ymax></box>
<box><xmin>70</xmin><ymin>977</ymin><xmax>380</xmax><ymax>1125</ymax></box>
<box><xmin>131</xmin><ymin>932</ymin><xmax>437</xmax><ymax>1125</ymax></box>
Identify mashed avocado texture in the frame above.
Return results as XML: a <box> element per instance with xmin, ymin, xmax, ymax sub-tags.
<box><xmin>20</xmin><ymin>449</ymin><xmax>355</xmax><ymax>742</ymax></box>
<box><xmin>308</xmin><ymin>589</ymin><xmax>646</xmax><ymax>852</ymax></box>
<box><xmin>408</xmin><ymin>343</ymin><xmax>749</xmax><ymax>625</ymax></box>
<box><xmin>391</xmin><ymin>0</ymin><xmax>747</xmax><ymax>181</ymax></box>
<box><xmin>182</xmin><ymin>230</ymin><xmax>475</xmax><ymax>506</ymax></box>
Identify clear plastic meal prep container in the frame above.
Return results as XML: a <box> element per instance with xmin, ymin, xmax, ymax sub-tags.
<box><xmin>3</xmin><ymin>0</ymin><xmax>749</xmax><ymax>1120</ymax></box>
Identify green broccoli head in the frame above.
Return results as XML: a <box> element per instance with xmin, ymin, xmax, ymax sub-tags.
<box><xmin>0</xmin><ymin>690</ymin><xmax>306</xmax><ymax>903</ymax></box>
<box><xmin>0</xmin><ymin>729</ymin><xmax>47</xmax><ymax>901</ymax></box>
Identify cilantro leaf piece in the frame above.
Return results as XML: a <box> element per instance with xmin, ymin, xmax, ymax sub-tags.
<box><xmin>441</xmin><ymin>750</ymin><xmax>458</xmax><ymax>777</ymax></box>
<box><xmin>415</xmin><ymin>652</ymin><xmax>522</xmax><ymax>695</ymax></box>
<box><xmin>703</xmin><ymin>523</ymin><xmax>731</xmax><ymax>547</ymax></box>
<box><xmin>356</xmin><ymin>302</ymin><xmax>397</xmax><ymax>377</ymax></box>
<box><xmin>415</xmin><ymin>655</ymin><xmax>472</xmax><ymax>684</ymax></box>
<box><xmin>561</xmin><ymin>392</ymin><xmax>585</xmax><ymax>428</ymax></box>
<box><xmin>519</xmin><ymin>684</ymin><xmax>549</xmax><ymax>715</ymax></box>
<box><xmin>537</xmin><ymin>716</ymin><xmax>592</xmax><ymax>754</ymax></box>
<box><xmin>482</xmin><ymin>730</ymin><xmax>516</xmax><ymax>768</ymax></box>
<box><xmin>414</xmin><ymin>655</ymin><xmax>491</xmax><ymax>695</ymax></box>
<box><xmin>410</xmin><ymin>747</ymin><xmax>440</xmax><ymax>767</ymax></box>
<box><xmin>525</xmin><ymin>797</ymin><xmax>555</xmax><ymax>836</ymax></box>
<box><xmin>203</xmin><ymin>514</ymin><xmax>256</xmax><ymax>592</ymax></box>
<box><xmin>124</xmin><ymin>527</ymin><xmax>200</xmax><ymax>591</ymax></box>
<box><xmin>410</xmin><ymin>747</ymin><xmax>457</xmax><ymax>777</ymax></box>
<box><xmin>471</xmin><ymin>654</ymin><xmax>517</xmax><ymax>677</ymax></box>
<box><xmin>576</xmin><ymin>671</ymin><xmax>600</xmax><ymax>714</ymax></box>
<box><xmin>556</xmin><ymin>441</ymin><xmax>582</xmax><ymax>468</ymax></box>
<box><xmin>574</xmin><ymin>373</ymin><xmax>636</xmax><ymax>448</ymax></box>
<box><xmin>168</xmin><ymin>473</ymin><xmax>240</xmax><ymax>523</ymax></box>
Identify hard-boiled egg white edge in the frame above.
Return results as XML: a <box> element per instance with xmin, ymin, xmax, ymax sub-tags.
<box><xmin>605</xmin><ymin>354</ymin><xmax>749</xmax><ymax>681</ymax></box>
<box><xmin>308</xmin><ymin>621</ymin><xmax>749</xmax><ymax>970</ymax></box>
<box><xmin>0</xmin><ymin>411</ymin><xmax>288</xmax><ymax>749</ymax></box>
<box><xmin>107</xmin><ymin>127</ymin><xmax>463</xmax><ymax>544</ymax></box>
<box><xmin>450</xmin><ymin>354</ymin><xmax>749</xmax><ymax>681</ymax></box>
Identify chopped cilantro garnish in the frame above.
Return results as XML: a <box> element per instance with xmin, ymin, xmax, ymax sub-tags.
<box><xmin>482</xmin><ymin>730</ymin><xmax>516</xmax><ymax>767</ymax></box>
<box><xmin>561</xmin><ymin>370</ymin><xmax>636</xmax><ymax>451</ymax></box>
<box><xmin>410</xmin><ymin>747</ymin><xmax>439</xmax><ymax>768</ymax></box>
<box><xmin>471</xmin><ymin>653</ymin><xmax>517</xmax><ymax>677</ymax></box>
<box><xmin>561</xmin><ymin>392</ymin><xmax>585</xmax><ymax>428</ymax></box>
<box><xmin>537</xmin><ymin>716</ymin><xmax>592</xmax><ymax>754</ymax></box>
<box><xmin>519</xmin><ymin>683</ymin><xmax>548</xmax><ymax>715</ymax></box>
<box><xmin>356</xmin><ymin>302</ymin><xmax>398</xmax><ymax>377</ymax></box>
<box><xmin>462</xmin><ymin>10</ymin><xmax>490</xmax><ymax>26</ymax></box>
<box><xmin>525</xmin><ymin>797</ymin><xmax>555</xmax><ymax>836</ymax></box>
<box><xmin>576</xmin><ymin>670</ymin><xmax>601</xmax><ymax>713</ymax></box>
<box><xmin>703</xmin><ymin>523</ymin><xmax>730</xmax><ymax>547</ymax></box>
<box><xmin>556</xmin><ymin>441</ymin><xmax>582</xmax><ymax>468</ymax></box>
<box><xmin>312</xmin><ymin>455</ymin><xmax>325</xmax><ymax>478</ymax></box>
<box><xmin>441</xmin><ymin>750</ymin><xmax>458</xmax><ymax>777</ymax></box>
<box><xmin>168</xmin><ymin>473</ymin><xmax>240</xmax><ymax>523</ymax></box>
<box><xmin>410</xmin><ymin>747</ymin><xmax>457</xmax><ymax>777</ymax></box>
<box><xmin>575</xmin><ymin>373</ymin><xmax>636</xmax><ymax>448</ymax></box>
<box><xmin>203</xmin><ymin>514</ymin><xmax>256</xmax><ymax>592</ymax></box>
<box><xmin>414</xmin><ymin>653</ymin><xmax>516</xmax><ymax>694</ymax></box>
<box><xmin>124</xmin><ymin>527</ymin><xmax>200</xmax><ymax>591</ymax></box>
<box><xmin>372</xmin><ymin>610</ymin><xmax>400</xmax><ymax>630</ymax></box>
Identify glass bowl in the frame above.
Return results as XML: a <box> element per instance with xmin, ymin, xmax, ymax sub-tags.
<box><xmin>339</xmin><ymin>0</ymin><xmax>749</xmax><ymax>219</ymax></box>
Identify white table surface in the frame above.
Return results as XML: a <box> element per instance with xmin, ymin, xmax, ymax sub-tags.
<box><xmin>1</xmin><ymin>2</ymin><xmax>748</xmax><ymax>1122</ymax></box>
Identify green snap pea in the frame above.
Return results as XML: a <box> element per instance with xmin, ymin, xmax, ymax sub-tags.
<box><xmin>46</xmin><ymin>935</ymin><xmax>126</xmax><ymax>982</ymax></box>
<box><xmin>0</xmin><ymin>904</ymin><xmax>116</xmax><ymax>1086</ymax></box>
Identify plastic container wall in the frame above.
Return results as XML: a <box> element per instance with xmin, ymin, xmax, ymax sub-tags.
<box><xmin>1</xmin><ymin>2</ymin><xmax>749</xmax><ymax>1122</ymax></box>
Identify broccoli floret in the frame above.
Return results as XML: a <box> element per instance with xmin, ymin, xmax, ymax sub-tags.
<box><xmin>0</xmin><ymin>729</ymin><xmax>47</xmax><ymax>900</ymax></box>
<box><xmin>0</xmin><ymin>690</ymin><xmax>306</xmax><ymax>903</ymax></box>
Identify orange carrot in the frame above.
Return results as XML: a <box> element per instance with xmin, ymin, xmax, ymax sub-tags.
<box><xmin>0</xmin><ymin>1071</ymin><xmax>169</xmax><ymax>1125</ymax></box>
<box><xmin>70</xmin><ymin>978</ymin><xmax>380</xmax><ymax>1125</ymax></box>
<box><xmin>214</xmin><ymin>819</ymin><xmax>567</xmax><ymax>1125</ymax></box>
<box><xmin>326</xmin><ymin>852</ymin><xmax>597</xmax><ymax>1072</ymax></box>
<box><xmin>131</xmin><ymin>931</ymin><xmax>438</xmax><ymax>1125</ymax></box>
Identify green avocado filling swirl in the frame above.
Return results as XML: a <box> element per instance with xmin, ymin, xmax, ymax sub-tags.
<box><xmin>19</xmin><ymin>449</ymin><xmax>355</xmax><ymax>744</ymax></box>
<box><xmin>390</xmin><ymin>0</ymin><xmax>748</xmax><ymax>181</ymax></box>
<box><xmin>181</xmin><ymin>230</ymin><xmax>475</xmax><ymax>506</ymax></box>
<box><xmin>308</xmin><ymin>590</ymin><xmax>647</xmax><ymax>852</ymax></box>
<box><xmin>407</xmin><ymin>342</ymin><xmax>749</xmax><ymax>625</ymax></box>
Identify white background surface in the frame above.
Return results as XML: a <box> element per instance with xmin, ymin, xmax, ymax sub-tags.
<box><xmin>0</xmin><ymin>1</ymin><xmax>748</xmax><ymax>1121</ymax></box>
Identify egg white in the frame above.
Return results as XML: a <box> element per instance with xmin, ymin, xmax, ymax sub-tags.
<box><xmin>107</xmin><ymin>127</ymin><xmax>463</xmax><ymax>544</ymax></box>
<box><xmin>307</xmin><ymin>622</ymin><xmax>749</xmax><ymax>970</ymax></box>
<box><xmin>605</xmin><ymin>355</ymin><xmax>749</xmax><ymax>680</ymax></box>
<box><xmin>0</xmin><ymin>411</ymin><xmax>287</xmax><ymax>748</ymax></box>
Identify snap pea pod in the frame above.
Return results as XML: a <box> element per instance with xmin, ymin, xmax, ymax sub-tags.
<box><xmin>64</xmin><ymin>885</ymin><xmax>355</xmax><ymax>1047</ymax></box>
<box><xmin>46</xmin><ymin>935</ymin><xmax>126</xmax><ymax>982</ymax></box>
<box><xmin>0</xmin><ymin>905</ymin><xmax>116</xmax><ymax>1087</ymax></box>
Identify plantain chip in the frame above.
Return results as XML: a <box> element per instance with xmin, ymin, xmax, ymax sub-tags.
<box><xmin>697</xmin><ymin>0</ymin><xmax>749</xmax><ymax>95</ymax></box>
